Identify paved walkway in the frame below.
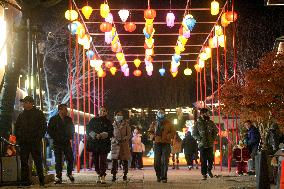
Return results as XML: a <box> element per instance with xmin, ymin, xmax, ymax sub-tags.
<box><xmin>2</xmin><ymin>167</ymin><xmax>259</xmax><ymax>189</ymax></box>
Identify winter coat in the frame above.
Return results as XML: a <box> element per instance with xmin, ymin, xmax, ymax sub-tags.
<box><xmin>111</xmin><ymin>121</ymin><xmax>131</xmax><ymax>160</ymax></box>
<box><xmin>192</xmin><ymin>117</ymin><xmax>218</xmax><ymax>148</ymax></box>
<box><xmin>171</xmin><ymin>137</ymin><xmax>182</xmax><ymax>154</ymax></box>
<box><xmin>247</xmin><ymin>126</ymin><xmax>260</xmax><ymax>153</ymax></box>
<box><xmin>15</xmin><ymin>107</ymin><xmax>46</xmax><ymax>144</ymax></box>
<box><xmin>132</xmin><ymin>134</ymin><xmax>144</xmax><ymax>153</ymax></box>
<box><xmin>48</xmin><ymin>114</ymin><xmax>74</xmax><ymax>145</ymax></box>
<box><xmin>233</xmin><ymin>145</ymin><xmax>250</xmax><ymax>162</ymax></box>
<box><xmin>182</xmin><ymin>132</ymin><xmax>198</xmax><ymax>155</ymax></box>
<box><xmin>148</xmin><ymin>119</ymin><xmax>176</xmax><ymax>144</ymax></box>
<box><xmin>86</xmin><ymin>116</ymin><xmax>113</xmax><ymax>153</ymax></box>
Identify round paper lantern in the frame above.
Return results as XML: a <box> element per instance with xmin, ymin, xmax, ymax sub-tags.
<box><xmin>225</xmin><ymin>11</ymin><xmax>238</xmax><ymax>22</ymax></box>
<box><xmin>65</xmin><ymin>10</ymin><xmax>78</xmax><ymax>21</ymax></box>
<box><xmin>200</xmin><ymin>52</ymin><xmax>208</xmax><ymax>61</ymax></box>
<box><xmin>124</xmin><ymin>22</ymin><xmax>136</xmax><ymax>32</ymax></box>
<box><xmin>111</xmin><ymin>42</ymin><xmax>122</xmax><ymax>53</ymax></box>
<box><xmin>124</xmin><ymin>68</ymin><xmax>130</xmax><ymax>77</ymax></box>
<box><xmin>116</xmin><ymin>52</ymin><xmax>124</xmax><ymax>61</ymax></box>
<box><xmin>184</xmin><ymin>68</ymin><xmax>192</xmax><ymax>76</ymax></box>
<box><xmin>171</xmin><ymin>71</ymin><xmax>178</xmax><ymax>78</ymax></box>
<box><xmin>118</xmin><ymin>9</ymin><xmax>129</xmax><ymax>22</ymax></box>
<box><xmin>68</xmin><ymin>23</ymin><xmax>78</xmax><ymax>35</ymax></box>
<box><xmin>159</xmin><ymin>68</ymin><xmax>166</xmax><ymax>76</ymax></box>
<box><xmin>86</xmin><ymin>50</ymin><xmax>95</xmax><ymax>60</ymax></box>
<box><xmin>105</xmin><ymin>13</ymin><xmax>113</xmax><ymax>23</ymax></box>
<box><xmin>97</xmin><ymin>69</ymin><xmax>106</xmax><ymax>78</ymax></box>
<box><xmin>110</xmin><ymin>67</ymin><xmax>117</xmax><ymax>75</ymax></box>
<box><xmin>209</xmin><ymin>37</ymin><xmax>218</xmax><ymax>48</ymax></box>
<box><xmin>133</xmin><ymin>69</ymin><xmax>142</xmax><ymax>77</ymax></box>
<box><xmin>214</xmin><ymin>25</ymin><xmax>223</xmax><ymax>36</ymax></box>
<box><xmin>205</xmin><ymin>47</ymin><xmax>212</xmax><ymax>58</ymax></box>
<box><xmin>221</xmin><ymin>13</ymin><xmax>230</xmax><ymax>27</ymax></box>
<box><xmin>100</xmin><ymin>22</ymin><xmax>112</xmax><ymax>32</ymax></box>
<box><xmin>105</xmin><ymin>61</ymin><xmax>113</xmax><ymax>68</ymax></box>
<box><xmin>144</xmin><ymin>9</ymin><xmax>156</xmax><ymax>19</ymax></box>
<box><xmin>134</xmin><ymin>59</ymin><xmax>141</xmax><ymax>68</ymax></box>
<box><xmin>82</xmin><ymin>5</ymin><xmax>93</xmax><ymax>19</ymax></box>
<box><xmin>100</xmin><ymin>3</ymin><xmax>110</xmax><ymax>18</ymax></box>
<box><xmin>211</xmin><ymin>0</ymin><xmax>219</xmax><ymax>16</ymax></box>
<box><xmin>198</xmin><ymin>59</ymin><xmax>205</xmax><ymax>68</ymax></box>
<box><xmin>194</xmin><ymin>64</ymin><xmax>201</xmax><ymax>72</ymax></box>
<box><xmin>166</xmin><ymin>12</ymin><xmax>175</xmax><ymax>28</ymax></box>
<box><xmin>75</xmin><ymin>24</ymin><xmax>85</xmax><ymax>38</ymax></box>
<box><xmin>218</xmin><ymin>35</ymin><xmax>225</xmax><ymax>47</ymax></box>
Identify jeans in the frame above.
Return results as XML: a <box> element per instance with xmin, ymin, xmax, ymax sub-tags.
<box><xmin>185</xmin><ymin>153</ymin><xmax>194</xmax><ymax>166</ymax></box>
<box><xmin>111</xmin><ymin>159</ymin><xmax>128</xmax><ymax>176</ymax></box>
<box><xmin>54</xmin><ymin>143</ymin><xmax>74</xmax><ymax>178</ymax></box>
<box><xmin>93</xmin><ymin>153</ymin><xmax>108</xmax><ymax>177</ymax></box>
<box><xmin>172</xmin><ymin>153</ymin><xmax>180</xmax><ymax>164</ymax></box>
<box><xmin>154</xmin><ymin>143</ymin><xmax>171</xmax><ymax>180</ymax></box>
<box><xmin>199</xmin><ymin>147</ymin><xmax>214</xmax><ymax>176</ymax></box>
<box><xmin>131</xmin><ymin>152</ymin><xmax>143</xmax><ymax>169</ymax></box>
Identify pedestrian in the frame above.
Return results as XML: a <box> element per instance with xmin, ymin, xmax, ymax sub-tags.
<box><xmin>86</xmin><ymin>107</ymin><xmax>113</xmax><ymax>184</ymax></box>
<box><xmin>232</xmin><ymin>140</ymin><xmax>250</xmax><ymax>175</ymax></box>
<box><xmin>192</xmin><ymin>108</ymin><xmax>218</xmax><ymax>180</ymax></box>
<box><xmin>47</xmin><ymin>104</ymin><xmax>75</xmax><ymax>184</ymax></box>
<box><xmin>148</xmin><ymin>108</ymin><xmax>176</xmax><ymax>183</ymax></box>
<box><xmin>14</xmin><ymin>96</ymin><xmax>46</xmax><ymax>186</ymax></box>
<box><xmin>182</xmin><ymin>131</ymin><xmax>199</xmax><ymax>170</ymax></box>
<box><xmin>171</xmin><ymin>132</ymin><xmax>182</xmax><ymax>169</ymax></box>
<box><xmin>111</xmin><ymin>110</ymin><xmax>131</xmax><ymax>182</ymax></box>
<box><xmin>131</xmin><ymin>127</ymin><xmax>144</xmax><ymax>170</ymax></box>
<box><xmin>244</xmin><ymin>120</ymin><xmax>260</xmax><ymax>175</ymax></box>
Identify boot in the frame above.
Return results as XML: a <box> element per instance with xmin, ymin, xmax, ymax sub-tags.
<box><xmin>172</xmin><ymin>163</ymin><xmax>175</xmax><ymax>169</ymax></box>
<box><xmin>96</xmin><ymin>176</ymin><xmax>101</xmax><ymax>183</ymax></box>
<box><xmin>123</xmin><ymin>174</ymin><xmax>127</xmax><ymax>181</ymax></box>
<box><xmin>176</xmin><ymin>163</ymin><xmax>179</xmax><ymax>170</ymax></box>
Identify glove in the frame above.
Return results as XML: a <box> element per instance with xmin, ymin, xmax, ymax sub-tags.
<box><xmin>100</xmin><ymin>132</ymin><xmax>108</xmax><ymax>139</ymax></box>
<box><xmin>89</xmin><ymin>131</ymin><xmax>96</xmax><ymax>139</ymax></box>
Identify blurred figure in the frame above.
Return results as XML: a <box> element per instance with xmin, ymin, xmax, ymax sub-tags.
<box><xmin>182</xmin><ymin>131</ymin><xmax>198</xmax><ymax>170</ymax></box>
<box><xmin>111</xmin><ymin>111</ymin><xmax>131</xmax><ymax>182</ymax></box>
<box><xmin>171</xmin><ymin>132</ymin><xmax>182</xmax><ymax>169</ymax></box>
<box><xmin>131</xmin><ymin>127</ymin><xmax>144</xmax><ymax>170</ymax></box>
<box><xmin>233</xmin><ymin>140</ymin><xmax>250</xmax><ymax>175</ymax></box>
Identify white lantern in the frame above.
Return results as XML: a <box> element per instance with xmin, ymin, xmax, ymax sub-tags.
<box><xmin>118</xmin><ymin>9</ymin><xmax>129</xmax><ymax>22</ymax></box>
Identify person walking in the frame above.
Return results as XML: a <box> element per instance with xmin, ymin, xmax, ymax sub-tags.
<box><xmin>182</xmin><ymin>131</ymin><xmax>199</xmax><ymax>170</ymax></box>
<box><xmin>47</xmin><ymin>104</ymin><xmax>75</xmax><ymax>184</ymax></box>
<box><xmin>86</xmin><ymin>107</ymin><xmax>113</xmax><ymax>184</ymax></box>
<box><xmin>192</xmin><ymin>108</ymin><xmax>218</xmax><ymax>180</ymax></box>
<box><xmin>15</xmin><ymin>96</ymin><xmax>46</xmax><ymax>186</ymax></box>
<box><xmin>110</xmin><ymin>111</ymin><xmax>131</xmax><ymax>182</ymax></box>
<box><xmin>171</xmin><ymin>132</ymin><xmax>182</xmax><ymax>169</ymax></box>
<box><xmin>148</xmin><ymin>108</ymin><xmax>176</xmax><ymax>183</ymax></box>
<box><xmin>131</xmin><ymin>127</ymin><xmax>144</xmax><ymax>170</ymax></box>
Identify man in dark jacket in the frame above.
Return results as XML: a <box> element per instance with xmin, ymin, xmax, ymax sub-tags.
<box><xmin>244</xmin><ymin>120</ymin><xmax>260</xmax><ymax>174</ymax></box>
<box><xmin>192</xmin><ymin>108</ymin><xmax>218</xmax><ymax>180</ymax></box>
<box><xmin>48</xmin><ymin>104</ymin><xmax>75</xmax><ymax>184</ymax></box>
<box><xmin>182</xmin><ymin>131</ymin><xmax>198</xmax><ymax>170</ymax></box>
<box><xmin>86</xmin><ymin>107</ymin><xmax>113</xmax><ymax>184</ymax></box>
<box><xmin>15</xmin><ymin>96</ymin><xmax>46</xmax><ymax>186</ymax></box>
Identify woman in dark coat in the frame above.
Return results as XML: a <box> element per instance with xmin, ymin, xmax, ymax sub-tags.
<box><xmin>182</xmin><ymin>131</ymin><xmax>199</xmax><ymax>170</ymax></box>
<box><xmin>86</xmin><ymin>107</ymin><xmax>113</xmax><ymax>184</ymax></box>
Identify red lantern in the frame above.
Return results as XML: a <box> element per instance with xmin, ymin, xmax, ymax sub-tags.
<box><xmin>144</xmin><ymin>9</ymin><xmax>156</xmax><ymax>19</ymax></box>
<box><xmin>146</xmin><ymin>24</ymin><xmax>153</xmax><ymax>34</ymax></box>
<box><xmin>225</xmin><ymin>11</ymin><xmax>238</xmax><ymax>22</ymax></box>
<box><xmin>144</xmin><ymin>43</ymin><xmax>154</xmax><ymax>49</ymax></box>
<box><xmin>133</xmin><ymin>69</ymin><xmax>142</xmax><ymax>77</ymax></box>
<box><xmin>145</xmin><ymin>55</ymin><xmax>153</xmax><ymax>62</ymax></box>
<box><xmin>124</xmin><ymin>22</ymin><xmax>136</xmax><ymax>32</ymax></box>
<box><xmin>111</xmin><ymin>42</ymin><xmax>122</xmax><ymax>53</ymax></box>
<box><xmin>100</xmin><ymin>22</ymin><xmax>112</xmax><ymax>32</ymax></box>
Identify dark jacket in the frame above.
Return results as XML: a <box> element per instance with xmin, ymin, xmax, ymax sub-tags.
<box><xmin>182</xmin><ymin>132</ymin><xmax>198</xmax><ymax>155</ymax></box>
<box><xmin>192</xmin><ymin>117</ymin><xmax>218</xmax><ymax>148</ymax></box>
<box><xmin>247</xmin><ymin>126</ymin><xmax>260</xmax><ymax>153</ymax></box>
<box><xmin>15</xmin><ymin>107</ymin><xmax>46</xmax><ymax>143</ymax></box>
<box><xmin>86</xmin><ymin>116</ymin><xmax>113</xmax><ymax>153</ymax></box>
<box><xmin>48</xmin><ymin>114</ymin><xmax>74</xmax><ymax>145</ymax></box>
<box><xmin>148</xmin><ymin>119</ymin><xmax>176</xmax><ymax>144</ymax></box>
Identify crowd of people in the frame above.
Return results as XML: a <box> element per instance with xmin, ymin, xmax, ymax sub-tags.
<box><xmin>13</xmin><ymin>96</ymin><xmax>284</xmax><ymax>187</ymax></box>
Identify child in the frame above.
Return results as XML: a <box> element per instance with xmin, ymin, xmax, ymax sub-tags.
<box><xmin>233</xmin><ymin>140</ymin><xmax>250</xmax><ymax>175</ymax></box>
<box><xmin>182</xmin><ymin>131</ymin><xmax>198</xmax><ymax>170</ymax></box>
<box><xmin>131</xmin><ymin>128</ymin><xmax>144</xmax><ymax>169</ymax></box>
<box><xmin>171</xmin><ymin>132</ymin><xmax>182</xmax><ymax>169</ymax></box>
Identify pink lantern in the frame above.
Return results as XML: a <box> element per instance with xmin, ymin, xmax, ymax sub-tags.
<box><xmin>105</xmin><ymin>32</ymin><xmax>112</xmax><ymax>44</ymax></box>
<box><xmin>124</xmin><ymin>68</ymin><xmax>129</xmax><ymax>77</ymax></box>
<box><xmin>183</xmin><ymin>30</ymin><xmax>191</xmax><ymax>39</ymax></box>
<box><xmin>105</xmin><ymin>13</ymin><xmax>113</xmax><ymax>23</ymax></box>
<box><xmin>147</xmin><ymin>71</ymin><xmax>153</xmax><ymax>76</ymax></box>
<box><xmin>166</xmin><ymin>12</ymin><xmax>175</xmax><ymax>28</ymax></box>
<box><xmin>121</xmin><ymin>64</ymin><xmax>128</xmax><ymax>72</ymax></box>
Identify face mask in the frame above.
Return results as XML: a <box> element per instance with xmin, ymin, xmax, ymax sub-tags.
<box><xmin>203</xmin><ymin>115</ymin><xmax>210</xmax><ymax>120</ymax></box>
<box><xmin>157</xmin><ymin>112</ymin><xmax>165</xmax><ymax>119</ymax></box>
<box><xmin>115</xmin><ymin>115</ymin><xmax>123</xmax><ymax>122</ymax></box>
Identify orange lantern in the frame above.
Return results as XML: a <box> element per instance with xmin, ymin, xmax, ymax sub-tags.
<box><xmin>97</xmin><ymin>69</ymin><xmax>106</xmax><ymax>77</ymax></box>
<box><xmin>110</xmin><ymin>67</ymin><xmax>117</xmax><ymax>75</ymax></box>
<box><xmin>105</xmin><ymin>61</ymin><xmax>113</xmax><ymax>68</ymax></box>
<box><xmin>100</xmin><ymin>22</ymin><xmax>112</xmax><ymax>32</ymax></box>
<box><xmin>225</xmin><ymin>11</ymin><xmax>238</xmax><ymax>22</ymax></box>
<box><xmin>134</xmin><ymin>59</ymin><xmax>141</xmax><ymax>68</ymax></box>
<box><xmin>179</xmin><ymin>27</ymin><xmax>184</xmax><ymax>35</ymax></box>
<box><xmin>82</xmin><ymin>5</ymin><xmax>93</xmax><ymax>19</ymax></box>
<box><xmin>146</xmin><ymin>24</ymin><xmax>153</xmax><ymax>34</ymax></box>
<box><xmin>194</xmin><ymin>64</ymin><xmax>201</xmax><ymax>72</ymax></box>
<box><xmin>124</xmin><ymin>22</ymin><xmax>136</xmax><ymax>32</ymax></box>
<box><xmin>133</xmin><ymin>69</ymin><xmax>142</xmax><ymax>77</ymax></box>
<box><xmin>145</xmin><ymin>55</ymin><xmax>153</xmax><ymax>62</ymax></box>
<box><xmin>144</xmin><ymin>42</ymin><xmax>154</xmax><ymax>49</ymax></box>
<box><xmin>111</xmin><ymin>42</ymin><xmax>122</xmax><ymax>53</ymax></box>
<box><xmin>144</xmin><ymin>9</ymin><xmax>156</xmax><ymax>19</ymax></box>
<box><xmin>221</xmin><ymin>13</ymin><xmax>230</xmax><ymax>27</ymax></box>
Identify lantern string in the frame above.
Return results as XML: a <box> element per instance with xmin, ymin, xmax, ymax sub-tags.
<box><xmin>148</xmin><ymin>0</ymin><xmax>150</xmax><ymax>9</ymax></box>
<box><xmin>169</xmin><ymin>0</ymin><xmax>171</xmax><ymax>12</ymax></box>
<box><xmin>82</xmin><ymin>49</ymin><xmax>87</xmax><ymax>170</ymax></box>
<box><xmin>203</xmin><ymin>62</ymin><xmax>206</xmax><ymax>106</ymax></box>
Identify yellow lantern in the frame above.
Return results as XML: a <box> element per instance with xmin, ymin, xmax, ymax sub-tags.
<box><xmin>110</xmin><ymin>67</ymin><xmax>117</xmax><ymax>75</ymax></box>
<box><xmin>97</xmin><ymin>69</ymin><xmax>106</xmax><ymax>78</ymax></box>
<box><xmin>111</xmin><ymin>27</ymin><xmax>116</xmax><ymax>36</ymax></box>
<box><xmin>175</xmin><ymin>46</ymin><xmax>181</xmax><ymax>55</ymax></box>
<box><xmin>111</xmin><ymin>35</ymin><xmax>119</xmax><ymax>45</ymax></box>
<box><xmin>198</xmin><ymin>59</ymin><xmax>205</xmax><ymax>68</ymax></box>
<box><xmin>82</xmin><ymin>5</ymin><xmax>93</xmax><ymax>19</ymax></box>
<box><xmin>211</xmin><ymin>0</ymin><xmax>219</xmax><ymax>16</ymax></box>
<box><xmin>65</xmin><ymin>10</ymin><xmax>78</xmax><ymax>21</ymax></box>
<box><xmin>76</xmin><ymin>24</ymin><xmax>85</xmax><ymax>38</ymax></box>
<box><xmin>178</xmin><ymin>35</ymin><xmax>188</xmax><ymax>45</ymax></box>
<box><xmin>218</xmin><ymin>35</ymin><xmax>226</xmax><ymax>47</ymax></box>
<box><xmin>214</xmin><ymin>25</ymin><xmax>223</xmax><ymax>36</ymax></box>
<box><xmin>145</xmin><ymin>38</ymin><xmax>154</xmax><ymax>47</ymax></box>
<box><xmin>194</xmin><ymin>64</ymin><xmax>201</xmax><ymax>72</ymax></box>
<box><xmin>116</xmin><ymin>52</ymin><xmax>124</xmax><ymax>61</ymax></box>
<box><xmin>209</xmin><ymin>37</ymin><xmax>218</xmax><ymax>48</ymax></box>
<box><xmin>119</xmin><ymin>59</ymin><xmax>126</xmax><ymax>66</ymax></box>
<box><xmin>177</xmin><ymin>41</ymin><xmax>185</xmax><ymax>52</ymax></box>
<box><xmin>146</xmin><ymin>19</ymin><xmax>154</xmax><ymax>25</ymax></box>
<box><xmin>221</xmin><ymin>13</ymin><xmax>230</xmax><ymax>27</ymax></box>
<box><xmin>100</xmin><ymin>3</ymin><xmax>110</xmax><ymax>18</ymax></box>
<box><xmin>134</xmin><ymin>59</ymin><xmax>141</xmax><ymax>68</ymax></box>
<box><xmin>200</xmin><ymin>52</ymin><xmax>208</xmax><ymax>61</ymax></box>
<box><xmin>205</xmin><ymin>47</ymin><xmax>212</xmax><ymax>58</ymax></box>
<box><xmin>171</xmin><ymin>71</ymin><xmax>178</xmax><ymax>78</ymax></box>
<box><xmin>184</xmin><ymin>68</ymin><xmax>192</xmax><ymax>76</ymax></box>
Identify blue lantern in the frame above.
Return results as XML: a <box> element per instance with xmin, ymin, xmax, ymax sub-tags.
<box><xmin>183</xmin><ymin>14</ymin><xmax>196</xmax><ymax>31</ymax></box>
<box><xmin>173</xmin><ymin>54</ymin><xmax>181</xmax><ymax>63</ymax></box>
<box><xmin>68</xmin><ymin>23</ymin><xmax>78</xmax><ymax>35</ymax></box>
<box><xmin>86</xmin><ymin>50</ymin><xmax>95</xmax><ymax>60</ymax></box>
<box><xmin>159</xmin><ymin>68</ymin><xmax>166</xmax><ymax>76</ymax></box>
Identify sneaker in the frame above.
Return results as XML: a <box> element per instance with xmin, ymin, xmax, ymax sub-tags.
<box><xmin>123</xmin><ymin>175</ymin><xmax>127</xmax><ymax>181</ymax></box>
<box><xmin>66</xmin><ymin>174</ymin><xmax>75</xmax><ymax>182</ymax></box>
<box><xmin>101</xmin><ymin>176</ymin><xmax>106</xmax><ymax>184</ymax></box>
<box><xmin>207</xmin><ymin>171</ymin><xmax>214</xmax><ymax>178</ymax></box>
<box><xmin>196</xmin><ymin>166</ymin><xmax>199</xmax><ymax>169</ymax></box>
<box><xmin>97</xmin><ymin>176</ymin><xmax>101</xmax><ymax>183</ymax></box>
<box><xmin>157</xmin><ymin>177</ymin><xmax>161</xmax><ymax>182</ymax></box>
<box><xmin>161</xmin><ymin>179</ymin><xmax>167</xmax><ymax>183</ymax></box>
<box><xmin>202</xmin><ymin>175</ymin><xmax>207</xmax><ymax>180</ymax></box>
<box><xmin>54</xmin><ymin>177</ymin><xmax>62</xmax><ymax>184</ymax></box>
<box><xmin>188</xmin><ymin>166</ymin><xmax>192</xmax><ymax>170</ymax></box>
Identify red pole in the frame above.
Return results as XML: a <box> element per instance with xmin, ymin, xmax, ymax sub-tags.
<box><xmin>88</xmin><ymin>60</ymin><xmax>91</xmax><ymax>120</ymax></box>
<box><xmin>97</xmin><ymin>75</ymin><xmax>100</xmax><ymax>112</ymax></box>
<box><xmin>199</xmin><ymin>71</ymin><xmax>203</xmax><ymax>105</ymax></box>
<box><xmin>226</xmin><ymin>115</ymin><xmax>230</xmax><ymax>172</ymax></box>
<box><xmin>217</xmin><ymin>38</ymin><xmax>222</xmax><ymax>171</ymax></box>
<box><xmin>75</xmin><ymin>36</ymin><xmax>80</xmax><ymax>172</ymax></box>
<box><xmin>203</xmin><ymin>63</ymin><xmax>207</xmax><ymax>106</ymax></box>
<box><xmin>196</xmin><ymin>71</ymin><xmax>199</xmax><ymax>103</ymax></box>
<box><xmin>82</xmin><ymin>50</ymin><xmax>86</xmax><ymax>170</ymax></box>
<box><xmin>101</xmin><ymin>77</ymin><xmax>104</xmax><ymax>106</ymax></box>
<box><xmin>93</xmin><ymin>68</ymin><xmax>96</xmax><ymax>116</ymax></box>
<box><xmin>210</xmin><ymin>46</ymin><xmax>216</xmax><ymax>169</ymax></box>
